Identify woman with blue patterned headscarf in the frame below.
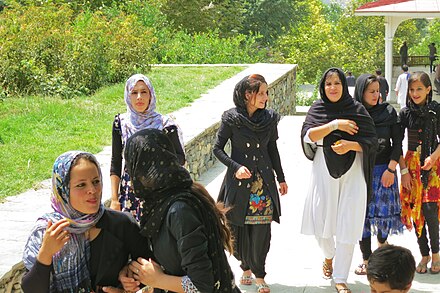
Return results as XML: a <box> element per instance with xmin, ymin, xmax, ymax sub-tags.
<box><xmin>22</xmin><ymin>151</ymin><xmax>150</xmax><ymax>292</ymax></box>
<box><xmin>110</xmin><ymin>74</ymin><xmax>186</xmax><ymax>221</ymax></box>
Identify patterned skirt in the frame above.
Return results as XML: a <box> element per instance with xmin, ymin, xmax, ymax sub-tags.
<box><xmin>245</xmin><ymin>173</ymin><xmax>273</xmax><ymax>225</ymax></box>
<box><xmin>363</xmin><ymin>164</ymin><xmax>404</xmax><ymax>238</ymax></box>
<box><xmin>118</xmin><ymin>170</ymin><xmax>143</xmax><ymax>221</ymax></box>
<box><xmin>400</xmin><ymin>150</ymin><xmax>440</xmax><ymax>236</ymax></box>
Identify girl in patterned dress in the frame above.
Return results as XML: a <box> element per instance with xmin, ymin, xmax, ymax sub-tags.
<box><xmin>399</xmin><ymin>71</ymin><xmax>440</xmax><ymax>274</ymax></box>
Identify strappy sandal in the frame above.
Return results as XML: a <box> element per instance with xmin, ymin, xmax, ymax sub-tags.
<box><xmin>322</xmin><ymin>259</ymin><xmax>333</xmax><ymax>279</ymax></box>
<box><xmin>239</xmin><ymin>274</ymin><xmax>253</xmax><ymax>285</ymax></box>
<box><xmin>335</xmin><ymin>283</ymin><xmax>352</xmax><ymax>293</ymax></box>
<box><xmin>354</xmin><ymin>263</ymin><xmax>367</xmax><ymax>275</ymax></box>
<box><xmin>256</xmin><ymin>282</ymin><xmax>270</xmax><ymax>293</ymax></box>
<box><xmin>430</xmin><ymin>261</ymin><xmax>440</xmax><ymax>274</ymax></box>
<box><xmin>416</xmin><ymin>256</ymin><xmax>431</xmax><ymax>274</ymax></box>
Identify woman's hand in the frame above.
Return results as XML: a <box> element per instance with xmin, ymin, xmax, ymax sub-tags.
<box><xmin>401</xmin><ymin>173</ymin><xmax>412</xmax><ymax>191</ymax></box>
<box><xmin>118</xmin><ymin>265</ymin><xmax>141</xmax><ymax>292</ymax></box>
<box><xmin>279</xmin><ymin>182</ymin><xmax>288</xmax><ymax>195</ymax></box>
<box><xmin>110</xmin><ymin>199</ymin><xmax>121</xmax><ymax>211</ymax></box>
<box><xmin>337</xmin><ymin>119</ymin><xmax>358</xmax><ymax>135</ymax></box>
<box><xmin>422</xmin><ymin>156</ymin><xmax>435</xmax><ymax>170</ymax></box>
<box><xmin>381</xmin><ymin>169</ymin><xmax>395</xmax><ymax>188</ymax></box>
<box><xmin>235</xmin><ymin>166</ymin><xmax>252</xmax><ymax>179</ymax></box>
<box><xmin>37</xmin><ymin>219</ymin><xmax>71</xmax><ymax>265</ymax></box>
<box><xmin>130</xmin><ymin>258</ymin><xmax>164</xmax><ymax>288</ymax></box>
<box><xmin>331</xmin><ymin>139</ymin><xmax>353</xmax><ymax>155</ymax></box>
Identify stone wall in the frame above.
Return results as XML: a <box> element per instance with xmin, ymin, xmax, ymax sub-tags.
<box><xmin>0</xmin><ymin>64</ymin><xmax>297</xmax><ymax>292</ymax></box>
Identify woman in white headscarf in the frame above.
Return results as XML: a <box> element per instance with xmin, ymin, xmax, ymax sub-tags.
<box><xmin>110</xmin><ymin>74</ymin><xmax>185</xmax><ymax>221</ymax></box>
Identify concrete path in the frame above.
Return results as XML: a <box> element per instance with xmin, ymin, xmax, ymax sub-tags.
<box><xmin>1</xmin><ymin>74</ymin><xmax>440</xmax><ymax>292</ymax></box>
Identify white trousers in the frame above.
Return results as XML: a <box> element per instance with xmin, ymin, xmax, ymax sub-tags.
<box><xmin>316</xmin><ymin>236</ymin><xmax>355</xmax><ymax>284</ymax></box>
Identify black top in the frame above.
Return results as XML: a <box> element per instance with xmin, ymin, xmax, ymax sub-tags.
<box><xmin>148</xmin><ymin>200</ymin><xmax>240</xmax><ymax>293</ymax></box>
<box><xmin>377</xmin><ymin>75</ymin><xmax>389</xmax><ymax>100</ymax></box>
<box><xmin>213</xmin><ymin>108</ymin><xmax>285</xmax><ymax>226</ymax></box>
<box><xmin>21</xmin><ymin>209</ymin><xmax>151</xmax><ymax>293</ymax></box>
<box><xmin>110</xmin><ymin>115</ymin><xmax>185</xmax><ymax>177</ymax></box>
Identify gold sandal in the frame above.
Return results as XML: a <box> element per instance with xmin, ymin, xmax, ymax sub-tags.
<box><xmin>322</xmin><ymin>259</ymin><xmax>333</xmax><ymax>279</ymax></box>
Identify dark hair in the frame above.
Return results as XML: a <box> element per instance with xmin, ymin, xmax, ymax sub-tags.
<box><xmin>233</xmin><ymin>74</ymin><xmax>267</xmax><ymax>110</ymax></box>
<box><xmin>402</xmin><ymin>64</ymin><xmax>409</xmax><ymax>72</ymax></box>
<box><xmin>367</xmin><ymin>245</ymin><xmax>415</xmax><ymax>290</ymax></box>
<box><xmin>375</xmin><ymin>69</ymin><xmax>382</xmax><ymax>75</ymax></box>
<box><xmin>190</xmin><ymin>182</ymin><xmax>234</xmax><ymax>254</ymax></box>
<box><xmin>407</xmin><ymin>71</ymin><xmax>432</xmax><ymax>106</ymax></box>
<box><xmin>67</xmin><ymin>153</ymin><xmax>101</xmax><ymax>188</ymax></box>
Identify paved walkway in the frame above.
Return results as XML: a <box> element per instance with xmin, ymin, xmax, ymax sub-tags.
<box><xmin>1</xmin><ymin>68</ymin><xmax>440</xmax><ymax>292</ymax></box>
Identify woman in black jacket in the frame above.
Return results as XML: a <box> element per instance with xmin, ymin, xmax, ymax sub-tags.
<box><xmin>123</xmin><ymin>128</ymin><xmax>240</xmax><ymax>293</ymax></box>
<box><xmin>213</xmin><ymin>74</ymin><xmax>288</xmax><ymax>293</ymax></box>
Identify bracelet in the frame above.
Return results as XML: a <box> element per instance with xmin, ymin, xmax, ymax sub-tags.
<box><xmin>328</xmin><ymin>119</ymin><xmax>338</xmax><ymax>131</ymax></box>
<box><xmin>387</xmin><ymin>167</ymin><xmax>396</xmax><ymax>174</ymax></box>
<box><xmin>400</xmin><ymin>167</ymin><xmax>409</xmax><ymax>175</ymax></box>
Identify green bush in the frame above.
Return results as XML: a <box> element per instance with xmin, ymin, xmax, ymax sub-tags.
<box><xmin>153</xmin><ymin>29</ymin><xmax>267</xmax><ymax>64</ymax></box>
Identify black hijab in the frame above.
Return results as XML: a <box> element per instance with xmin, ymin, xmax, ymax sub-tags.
<box><xmin>353</xmin><ymin>73</ymin><xmax>397</xmax><ymax>128</ymax></box>
<box><xmin>301</xmin><ymin>68</ymin><xmax>377</xmax><ymax>200</ymax></box>
<box><xmin>124</xmin><ymin>128</ymin><xmax>237</xmax><ymax>292</ymax></box>
<box><xmin>401</xmin><ymin>71</ymin><xmax>440</xmax><ymax>188</ymax></box>
<box><xmin>222</xmin><ymin>75</ymin><xmax>279</xmax><ymax>131</ymax></box>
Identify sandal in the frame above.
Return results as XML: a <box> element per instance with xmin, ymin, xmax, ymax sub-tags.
<box><xmin>335</xmin><ymin>283</ymin><xmax>352</xmax><ymax>293</ymax></box>
<box><xmin>354</xmin><ymin>263</ymin><xmax>367</xmax><ymax>275</ymax></box>
<box><xmin>430</xmin><ymin>261</ymin><xmax>440</xmax><ymax>274</ymax></box>
<box><xmin>239</xmin><ymin>274</ymin><xmax>253</xmax><ymax>285</ymax></box>
<box><xmin>322</xmin><ymin>259</ymin><xmax>333</xmax><ymax>279</ymax></box>
<box><xmin>416</xmin><ymin>256</ymin><xmax>431</xmax><ymax>274</ymax></box>
<box><xmin>256</xmin><ymin>282</ymin><xmax>270</xmax><ymax>293</ymax></box>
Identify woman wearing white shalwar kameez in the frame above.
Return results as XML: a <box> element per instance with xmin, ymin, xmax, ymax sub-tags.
<box><xmin>300</xmin><ymin>68</ymin><xmax>377</xmax><ymax>293</ymax></box>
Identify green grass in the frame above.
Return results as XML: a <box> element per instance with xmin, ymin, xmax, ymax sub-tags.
<box><xmin>0</xmin><ymin>66</ymin><xmax>244</xmax><ymax>199</ymax></box>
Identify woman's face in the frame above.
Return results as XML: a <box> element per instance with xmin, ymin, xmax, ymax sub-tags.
<box><xmin>246</xmin><ymin>83</ymin><xmax>268</xmax><ymax>114</ymax></box>
<box><xmin>324</xmin><ymin>73</ymin><xmax>343</xmax><ymax>103</ymax></box>
<box><xmin>408</xmin><ymin>80</ymin><xmax>431</xmax><ymax>106</ymax></box>
<box><xmin>363</xmin><ymin>81</ymin><xmax>380</xmax><ymax>107</ymax></box>
<box><xmin>130</xmin><ymin>81</ymin><xmax>151</xmax><ymax>113</ymax></box>
<box><xmin>69</xmin><ymin>158</ymin><xmax>102</xmax><ymax>214</ymax></box>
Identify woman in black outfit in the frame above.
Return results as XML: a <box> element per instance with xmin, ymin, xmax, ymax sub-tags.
<box><xmin>213</xmin><ymin>74</ymin><xmax>288</xmax><ymax>293</ymax></box>
<box><xmin>352</xmin><ymin>74</ymin><xmax>404</xmax><ymax>275</ymax></box>
<box><xmin>122</xmin><ymin>128</ymin><xmax>240</xmax><ymax>293</ymax></box>
<box><xmin>21</xmin><ymin>151</ymin><xmax>150</xmax><ymax>293</ymax></box>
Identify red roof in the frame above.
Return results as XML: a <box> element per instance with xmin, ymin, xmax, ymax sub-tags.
<box><xmin>357</xmin><ymin>0</ymin><xmax>412</xmax><ymax>10</ymax></box>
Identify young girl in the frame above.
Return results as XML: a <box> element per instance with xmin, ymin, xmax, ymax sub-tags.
<box><xmin>352</xmin><ymin>74</ymin><xmax>404</xmax><ymax>275</ymax></box>
<box><xmin>213</xmin><ymin>74</ymin><xmax>288</xmax><ymax>293</ymax></box>
<box><xmin>399</xmin><ymin>71</ymin><xmax>440</xmax><ymax>274</ymax></box>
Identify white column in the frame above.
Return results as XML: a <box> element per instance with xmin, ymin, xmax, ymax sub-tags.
<box><xmin>384</xmin><ymin>16</ymin><xmax>393</xmax><ymax>103</ymax></box>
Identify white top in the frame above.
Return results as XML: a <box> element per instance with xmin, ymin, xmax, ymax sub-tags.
<box><xmin>395</xmin><ymin>72</ymin><xmax>410</xmax><ymax>108</ymax></box>
<box><xmin>301</xmin><ymin>132</ymin><xmax>367</xmax><ymax>244</ymax></box>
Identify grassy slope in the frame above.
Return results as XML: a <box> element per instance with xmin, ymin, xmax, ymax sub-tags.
<box><xmin>0</xmin><ymin>66</ymin><xmax>244</xmax><ymax>199</ymax></box>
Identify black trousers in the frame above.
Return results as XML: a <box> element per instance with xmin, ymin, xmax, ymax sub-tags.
<box><xmin>415</xmin><ymin>202</ymin><xmax>439</xmax><ymax>256</ymax></box>
<box><xmin>359</xmin><ymin>231</ymin><xmax>388</xmax><ymax>261</ymax></box>
<box><xmin>230</xmin><ymin>223</ymin><xmax>271</xmax><ymax>278</ymax></box>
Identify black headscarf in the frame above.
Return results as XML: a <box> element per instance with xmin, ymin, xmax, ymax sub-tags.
<box><xmin>401</xmin><ymin>71</ymin><xmax>440</xmax><ymax>188</ymax></box>
<box><xmin>222</xmin><ymin>75</ymin><xmax>280</xmax><ymax>131</ymax></box>
<box><xmin>353</xmin><ymin>73</ymin><xmax>397</xmax><ymax>128</ymax></box>
<box><xmin>124</xmin><ymin>128</ymin><xmax>237</xmax><ymax>292</ymax></box>
<box><xmin>301</xmin><ymin>68</ymin><xmax>377</xmax><ymax>201</ymax></box>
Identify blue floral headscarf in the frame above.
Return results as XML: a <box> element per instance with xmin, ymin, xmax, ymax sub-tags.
<box><xmin>23</xmin><ymin>151</ymin><xmax>105</xmax><ymax>292</ymax></box>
